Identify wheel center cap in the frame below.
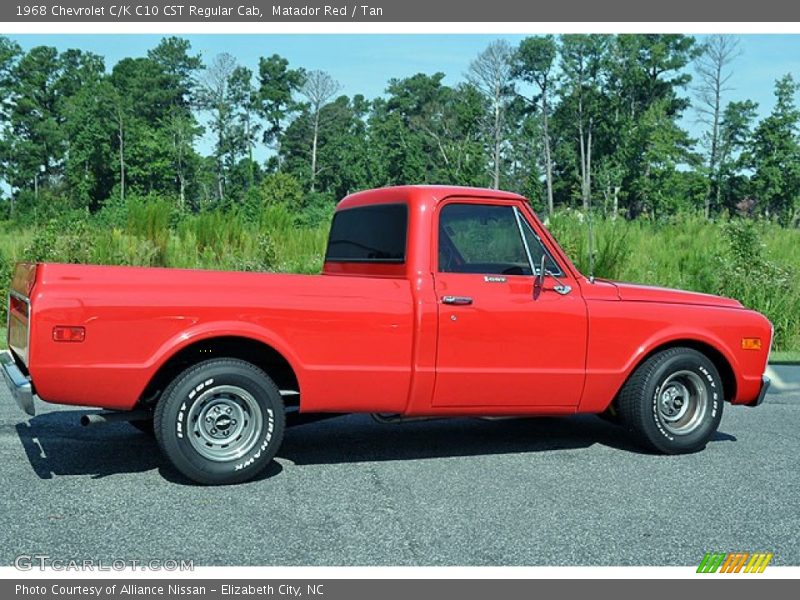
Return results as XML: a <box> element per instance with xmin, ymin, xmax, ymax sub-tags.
<box><xmin>215</xmin><ymin>415</ymin><xmax>232</xmax><ymax>430</ymax></box>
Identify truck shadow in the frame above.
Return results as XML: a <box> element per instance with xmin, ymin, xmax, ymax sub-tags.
<box><xmin>13</xmin><ymin>408</ymin><xmax>284</xmax><ymax>484</ymax></box>
<box><xmin>15</xmin><ymin>410</ymin><xmax>166</xmax><ymax>480</ymax></box>
<box><xmin>279</xmin><ymin>413</ymin><xmax>737</xmax><ymax>465</ymax></box>
<box><xmin>15</xmin><ymin>410</ymin><xmax>736</xmax><ymax>482</ymax></box>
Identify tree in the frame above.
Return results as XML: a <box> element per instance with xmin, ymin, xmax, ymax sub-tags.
<box><xmin>256</xmin><ymin>54</ymin><xmax>304</xmax><ymax>162</ymax></box>
<box><xmin>109</xmin><ymin>57</ymin><xmax>181</xmax><ymax>198</ymax></box>
<box><xmin>558</xmin><ymin>34</ymin><xmax>610</xmax><ymax>212</ymax></box>
<box><xmin>468</xmin><ymin>40</ymin><xmax>514</xmax><ymax>189</ymax></box>
<box><xmin>164</xmin><ymin>108</ymin><xmax>202</xmax><ymax>208</ymax></box>
<box><xmin>512</xmin><ymin>35</ymin><xmax>557</xmax><ymax>215</ymax></box>
<box><xmin>228</xmin><ymin>65</ymin><xmax>260</xmax><ymax>188</ymax></box>
<box><xmin>196</xmin><ymin>53</ymin><xmax>239</xmax><ymax>202</ymax></box>
<box><xmin>717</xmin><ymin>100</ymin><xmax>758</xmax><ymax>211</ymax></box>
<box><xmin>282</xmin><ymin>94</ymin><xmax>371</xmax><ymax>198</ymax></box>
<box><xmin>63</xmin><ymin>78</ymin><xmax>117</xmax><ymax>208</ymax></box>
<box><xmin>298</xmin><ymin>70</ymin><xmax>341</xmax><ymax>192</ymax></box>
<box><xmin>0</xmin><ymin>36</ymin><xmax>21</xmax><ymax>120</ymax></box>
<box><xmin>750</xmin><ymin>75</ymin><xmax>800</xmax><ymax>224</ymax></box>
<box><xmin>147</xmin><ymin>36</ymin><xmax>202</xmax><ymax>108</ymax></box>
<box><xmin>0</xmin><ymin>37</ymin><xmax>22</xmax><ymax>209</ymax></box>
<box><xmin>694</xmin><ymin>35</ymin><xmax>740</xmax><ymax>218</ymax></box>
<box><xmin>603</xmin><ymin>34</ymin><xmax>698</xmax><ymax>216</ymax></box>
<box><xmin>5</xmin><ymin>46</ymin><xmax>63</xmax><ymax>194</ymax></box>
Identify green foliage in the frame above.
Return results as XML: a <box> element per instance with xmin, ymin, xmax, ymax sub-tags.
<box><xmin>716</xmin><ymin>219</ymin><xmax>799</xmax><ymax>350</ymax></box>
<box><xmin>750</xmin><ymin>74</ymin><xmax>800</xmax><ymax>225</ymax></box>
<box><xmin>1</xmin><ymin>202</ymin><xmax>799</xmax><ymax>351</ymax></box>
<box><xmin>296</xmin><ymin>192</ymin><xmax>336</xmax><ymax>228</ymax></box>
<box><xmin>1</xmin><ymin>34</ymin><xmax>800</xmax><ymax>352</ymax></box>
<box><xmin>24</xmin><ymin>215</ymin><xmax>93</xmax><ymax>264</ymax></box>
<box><xmin>257</xmin><ymin>172</ymin><xmax>305</xmax><ymax>210</ymax></box>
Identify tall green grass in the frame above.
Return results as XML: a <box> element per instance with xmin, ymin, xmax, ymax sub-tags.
<box><xmin>1</xmin><ymin>206</ymin><xmax>798</xmax><ymax>351</ymax></box>
<box><xmin>549</xmin><ymin>212</ymin><xmax>800</xmax><ymax>351</ymax></box>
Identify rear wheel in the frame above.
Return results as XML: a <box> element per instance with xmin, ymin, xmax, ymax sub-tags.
<box><xmin>617</xmin><ymin>347</ymin><xmax>723</xmax><ymax>454</ymax></box>
<box><xmin>154</xmin><ymin>358</ymin><xmax>285</xmax><ymax>485</ymax></box>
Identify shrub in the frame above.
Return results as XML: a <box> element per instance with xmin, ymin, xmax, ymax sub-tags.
<box><xmin>716</xmin><ymin>219</ymin><xmax>800</xmax><ymax>351</ymax></box>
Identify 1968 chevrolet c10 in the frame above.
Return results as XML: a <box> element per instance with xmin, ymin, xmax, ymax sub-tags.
<box><xmin>2</xmin><ymin>185</ymin><xmax>772</xmax><ymax>484</ymax></box>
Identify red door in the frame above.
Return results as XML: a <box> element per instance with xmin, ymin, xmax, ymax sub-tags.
<box><xmin>432</xmin><ymin>201</ymin><xmax>587</xmax><ymax>408</ymax></box>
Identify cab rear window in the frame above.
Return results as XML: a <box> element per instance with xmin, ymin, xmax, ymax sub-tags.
<box><xmin>325</xmin><ymin>203</ymin><xmax>407</xmax><ymax>263</ymax></box>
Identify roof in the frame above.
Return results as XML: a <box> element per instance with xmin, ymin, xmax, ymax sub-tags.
<box><xmin>336</xmin><ymin>185</ymin><xmax>528</xmax><ymax>211</ymax></box>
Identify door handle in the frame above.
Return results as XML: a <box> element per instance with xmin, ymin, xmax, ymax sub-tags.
<box><xmin>442</xmin><ymin>296</ymin><xmax>473</xmax><ymax>306</ymax></box>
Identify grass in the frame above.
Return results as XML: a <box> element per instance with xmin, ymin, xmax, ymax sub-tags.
<box><xmin>1</xmin><ymin>205</ymin><xmax>799</xmax><ymax>352</ymax></box>
<box><xmin>770</xmin><ymin>351</ymin><xmax>800</xmax><ymax>364</ymax></box>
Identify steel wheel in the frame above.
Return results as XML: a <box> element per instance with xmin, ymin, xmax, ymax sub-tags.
<box><xmin>655</xmin><ymin>370</ymin><xmax>708</xmax><ymax>436</ymax></box>
<box><xmin>186</xmin><ymin>385</ymin><xmax>264</xmax><ymax>462</ymax></box>
<box><xmin>617</xmin><ymin>347</ymin><xmax>723</xmax><ymax>454</ymax></box>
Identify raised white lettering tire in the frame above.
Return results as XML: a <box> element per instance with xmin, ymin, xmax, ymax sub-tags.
<box><xmin>154</xmin><ymin>358</ymin><xmax>285</xmax><ymax>485</ymax></box>
<box><xmin>617</xmin><ymin>347</ymin><xmax>723</xmax><ymax>454</ymax></box>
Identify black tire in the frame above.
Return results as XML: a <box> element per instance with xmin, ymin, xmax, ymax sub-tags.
<box><xmin>154</xmin><ymin>358</ymin><xmax>285</xmax><ymax>485</ymax></box>
<box><xmin>617</xmin><ymin>347</ymin><xmax>723</xmax><ymax>454</ymax></box>
<box><xmin>129</xmin><ymin>418</ymin><xmax>155</xmax><ymax>436</ymax></box>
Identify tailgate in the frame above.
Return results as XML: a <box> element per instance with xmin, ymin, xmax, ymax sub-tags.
<box><xmin>7</xmin><ymin>263</ymin><xmax>36</xmax><ymax>367</ymax></box>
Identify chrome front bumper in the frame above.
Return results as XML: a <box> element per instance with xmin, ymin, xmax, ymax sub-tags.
<box><xmin>747</xmin><ymin>375</ymin><xmax>771</xmax><ymax>408</ymax></box>
<box><xmin>0</xmin><ymin>350</ymin><xmax>35</xmax><ymax>416</ymax></box>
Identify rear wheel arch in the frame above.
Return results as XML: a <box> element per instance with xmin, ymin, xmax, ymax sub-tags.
<box><xmin>137</xmin><ymin>335</ymin><xmax>301</xmax><ymax>411</ymax></box>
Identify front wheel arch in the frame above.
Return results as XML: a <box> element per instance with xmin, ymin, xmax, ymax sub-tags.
<box><xmin>614</xmin><ymin>339</ymin><xmax>736</xmax><ymax>408</ymax></box>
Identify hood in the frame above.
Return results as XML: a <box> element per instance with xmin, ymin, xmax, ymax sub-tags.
<box><xmin>606</xmin><ymin>280</ymin><xmax>744</xmax><ymax>309</ymax></box>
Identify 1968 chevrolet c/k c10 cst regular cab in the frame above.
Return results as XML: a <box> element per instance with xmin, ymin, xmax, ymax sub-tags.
<box><xmin>2</xmin><ymin>185</ymin><xmax>772</xmax><ymax>484</ymax></box>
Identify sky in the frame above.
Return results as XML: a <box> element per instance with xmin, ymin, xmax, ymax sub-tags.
<box><xmin>6</xmin><ymin>33</ymin><xmax>800</xmax><ymax>160</ymax></box>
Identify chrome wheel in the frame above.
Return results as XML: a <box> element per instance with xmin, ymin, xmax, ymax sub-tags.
<box><xmin>656</xmin><ymin>370</ymin><xmax>708</xmax><ymax>436</ymax></box>
<box><xmin>186</xmin><ymin>385</ymin><xmax>263</xmax><ymax>462</ymax></box>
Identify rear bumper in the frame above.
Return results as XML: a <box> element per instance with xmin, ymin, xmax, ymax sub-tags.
<box><xmin>0</xmin><ymin>350</ymin><xmax>35</xmax><ymax>416</ymax></box>
<box><xmin>746</xmin><ymin>375</ymin><xmax>771</xmax><ymax>408</ymax></box>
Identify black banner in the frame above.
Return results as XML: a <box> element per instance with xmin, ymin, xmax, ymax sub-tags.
<box><xmin>2</xmin><ymin>0</ymin><xmax>800</xmax><ymax>22</ymax></box>
<box><xmin>6</xmin><ymin>579</ymin><xmax>799</xmax><ymax>600</ymax></box>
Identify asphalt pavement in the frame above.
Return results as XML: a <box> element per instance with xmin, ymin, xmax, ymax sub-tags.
<box><xmin>0</xmin><ymin>366</ymin><xmax>797</xmax><ymax>566</ymax></box>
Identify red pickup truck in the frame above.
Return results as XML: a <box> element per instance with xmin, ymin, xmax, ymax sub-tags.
<box><xmin>2</xmin><ymin>186</ymin><xmax>772</xmax><ymax>484</ymax></box>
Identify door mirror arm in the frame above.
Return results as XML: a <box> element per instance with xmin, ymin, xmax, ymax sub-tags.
<box><xmin>533</xmin><ymin>255</ymin><xmax>545</xmax><ymax>300</ymax></box>
<box><xmin>534</xmin><ymin>255</ymin><xmax>572</xmax><ymax>298</ymax></box>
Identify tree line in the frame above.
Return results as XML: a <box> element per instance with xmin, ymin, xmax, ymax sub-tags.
<box><xmin>1</xmin><ymin>34</ymin><xmax>799</xmax><ymax>225</ymax></box>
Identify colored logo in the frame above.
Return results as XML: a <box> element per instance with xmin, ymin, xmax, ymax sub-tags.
<box><xmin>697</xmin><ymin>552</ymin><xmax>773</xmax><ymax>573</ymax></box>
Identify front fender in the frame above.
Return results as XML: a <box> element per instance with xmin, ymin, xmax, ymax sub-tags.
<box><xmin>579</xmin><ymin>302</ymin><xmax>770</xmax><ymax>413</ymax></box>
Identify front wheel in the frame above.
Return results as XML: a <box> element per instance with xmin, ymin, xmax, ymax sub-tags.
<box><xmin>154</xmin><ymin>358</ymin><xmax>285</xmax><ymax>485</ymax></box>
<box><xmin>617</xmin><ymin>347</ymin><xmax>723</xmax><ymax>454</ymax></box>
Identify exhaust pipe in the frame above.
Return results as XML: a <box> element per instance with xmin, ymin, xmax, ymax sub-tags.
<box><xmin>80</xmin><ymin>410</ymin><xmax>152</xmax><ymax>427</ymax></box>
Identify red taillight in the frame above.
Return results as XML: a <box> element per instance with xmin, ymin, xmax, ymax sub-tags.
<box><xmin>52</xmin><ymin>326</ymin><xmax>85</xmax><ymax>343</ymax></box>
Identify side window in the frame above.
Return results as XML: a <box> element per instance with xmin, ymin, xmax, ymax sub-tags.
<box><xmin>438</xmin><ymin>204</ymin><xmax>532</xmax><ymax>276</ymax></box>
<box><xmin>519</xmin><ymin>216</ymin><xmax>563</xmax><ymax>276</ymax></box>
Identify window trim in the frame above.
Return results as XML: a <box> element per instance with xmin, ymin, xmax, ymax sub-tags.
<box><xmin>515</xmin><ymin>208</ymin><xmax>564</xmax><ymax>277</ymax></box>
<box><xmin>435</xmin><ymin>199</ymin><xmax>565</xmax><ymax>277</ymax></box>
<box><xmin>513</xmin><ymin>206</ymin><xmax>537</xmax><ymax>275</ymax></box>
<box><xmin>324</xmin><ymin>202</ymin><xmax>408</xmax><ymax>264</ymax></box>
